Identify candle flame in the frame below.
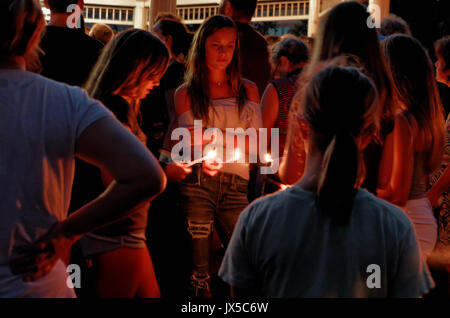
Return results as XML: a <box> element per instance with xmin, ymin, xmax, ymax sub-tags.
<box><xmin>234</xmin><ymin>148</ymin><xmax>241</xmax><ymax>161</ymax></box>
<box><xmin>264</xmin><ymin>153</ymin><xmax>273</xmax><ymax>163</ymax></box>
<box><xmin>206</xmin><ymin>150</ymin><xmax>217</xmax><ymax>160</ymax></box>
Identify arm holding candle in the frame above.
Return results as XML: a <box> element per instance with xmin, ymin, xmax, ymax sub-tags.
<box><xmin>174</xmin><ymin>82</ymin><xmax>263</xmax><ymax>174</ymax></box>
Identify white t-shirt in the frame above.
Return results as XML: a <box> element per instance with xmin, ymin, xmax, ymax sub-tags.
<box><xmin>219</xmin><ymin>186</ymin><xmax>434</xmax><ymax>297</ymax></box>
<box><xmin>0</xmin><ymin>69</ymin><xmax>112</xmax><ymax>297</ymax></box>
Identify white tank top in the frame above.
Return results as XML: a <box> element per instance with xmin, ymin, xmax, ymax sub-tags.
<box><xmin>178</xmin><ymin>97</ymin><xmax>262</xmax><ymax>180</ymax></box>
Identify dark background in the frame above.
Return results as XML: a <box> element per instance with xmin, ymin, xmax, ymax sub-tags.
<box><xmin>390</xmin><ymin>0</ymin><xmax>450</xmax><ymax>57</ymax></box>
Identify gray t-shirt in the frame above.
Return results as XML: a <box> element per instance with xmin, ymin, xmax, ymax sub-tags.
<box><xmin>0</xmin><ymin>69</ymin><xmax>112</xmax><ymax>297</ymax></box>
<box><xmin>219</xmin><ymin>186</ymin><xmax>434</xmax><ymax>297</ymax></box>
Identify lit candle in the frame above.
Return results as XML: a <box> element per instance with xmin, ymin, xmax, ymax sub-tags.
<box><xmin>186</xmin><ymin>149</ymin><xmax>217</xmax><ymax>167</ymax></box>
<box><xmin>233</xmin><ymin>148</ymin><xmax>241</xmax><ymax>162</ymax></box>
<box><xmin>225</xmin><ymin>148</ymin><xmax>241</xmax><ymax>163</ymax></box>
<box><xmin>264</xmin><ymin>153</ymin><xmax>273</xmax><ymax>164</ymax></box>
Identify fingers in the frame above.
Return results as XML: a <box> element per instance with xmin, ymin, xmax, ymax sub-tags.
<box><xmin>202</xmin><ymin>160</ymin><xmax>222</xmax><ymax>177</ymax></box>
<box><xmin>10</xmin><ymin>249</ymin><xmax>53</xmax><ymax>277</ymax></box>
<box><xmin>10</xmin><ymin>239</ymin><xmax>55</xmax><ymax>276</ymax></box>
<box><xmin>174</xmin><ymin>161</ymin><xmax>193</xmax><ymax>174</ymax></box>
<box><xmin>14</xmin><ymin>242</ymin><xmax>48</xmax><ymax>255</ymax></box>
<box><xmin>183</xmin><ymin>166</ymin><xmax>192</xmax><ymax>174</ymax></box>
<box><xmin>167</xmin><ymin>162</ymin><xmax>192</xmax><ymax>181</ymax></box>
<box><xmin>10</xmin><ymin>250</ymin><xmax>58</xmax><ymax>282</ymax></box>
<box><xmin>24</xmin><ymin>257</ymin><xmax>58</xmax><ymax>282</ymax></box>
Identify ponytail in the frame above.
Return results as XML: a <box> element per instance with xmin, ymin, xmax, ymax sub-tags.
<box><xmin>302</xmin><ymin>65</ymin><xmax>378</xmax><ymax>225</ymax></box>
<box><xmin>317</xmin><ymin>132</ymin><xmax>359</xmax><ymax>225</ymax></box>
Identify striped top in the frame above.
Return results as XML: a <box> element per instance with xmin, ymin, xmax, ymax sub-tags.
<box><xmin>272</xmin><ymin>69</ymin><xmax>302</xmax><ymax>155</ymax></box>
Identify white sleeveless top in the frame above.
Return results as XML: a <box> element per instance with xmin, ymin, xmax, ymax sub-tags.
<box><xmin>178</xmin><ymin>97</ymin><xmax>262</xmax><ymax>180</ymax></box>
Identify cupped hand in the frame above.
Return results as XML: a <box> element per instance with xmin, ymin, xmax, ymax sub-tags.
<box><xmin>165</xmin><ymin>162</ymin><xmax>193</xmax><ymax>183</ymax></box>
<box><xmin>202</xmin><ymin>158</ymin><xmax>223</xmax><ymax>177</ymax></box>
<box><xmin>9</xmin><ymin>222</ymin><xmax>77</xmax><ymax>282</ymax></box>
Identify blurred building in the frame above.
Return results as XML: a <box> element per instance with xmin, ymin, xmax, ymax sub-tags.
<box><xmin>40</xmin><ymin>0</ymin><xmax>390</xmax><ymax>36</ymax></box>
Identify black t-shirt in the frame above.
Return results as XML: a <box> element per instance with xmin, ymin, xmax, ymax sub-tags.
<box><xmin>40</xmin><ymin>26</ymin><xmax>103</xmax><ymax>87</ymax></box>
<box><xmin>236</xmin><ymin>22</ymin><xmax>272</xmax><ymax>96</ymax></box>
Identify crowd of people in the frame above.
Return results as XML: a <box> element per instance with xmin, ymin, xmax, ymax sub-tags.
<box><xmin>1</xmin><ymin>0</ymin><xmax>449</xmax><ymax>298</ymax></box>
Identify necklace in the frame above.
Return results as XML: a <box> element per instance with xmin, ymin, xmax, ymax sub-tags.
<box><xmin>211</xmin><ymin>78</ymin><xmax>227</xmax><ymax>87</ymax></box>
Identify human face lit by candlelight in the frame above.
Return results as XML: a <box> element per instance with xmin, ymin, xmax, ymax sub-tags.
<box><xmin>135</xmin><ymin>62</ymin><xmax>167</xmax><ymax>100</ymax></box>
<box><xmin>204</xmin><ymin>27</ymin><xmax>236</xmax><ymax>72</ymax></box>
<box><xmin>135</xmin><ymin>75</ymin><xmax>162</xmax><ymax>99</ymax></box>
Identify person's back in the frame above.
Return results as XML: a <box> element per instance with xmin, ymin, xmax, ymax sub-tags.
<box><xmin>40</xmin><ymin>26</ymin><xmax>103</xmax><ymax>87</ymax></box>
<box><xmin>220</xmin><ymin>0</ymin><xmax>271</xmax><ymax>95</ymax></box>
<box><xmin>236</xmin><ymin>23</ymin><xmax>271</xmax><ymax>96</ymax></box>
<box><xmin>40</xmin><ymin>0</ymin><xmax>103</xmax><ymax>86</ymax></box>
<box><xmin>0</xmin><ymin>1</ymin><xmax>166</xmax><ymax>297</ymax></box>
<box><xmin>219</xmin><ymin>65</ymin><xmax>433</xmax><ymax>298</ymax></box>
<box><xmin>219</xmin><ymin>186</ymin><xmax>432</xmax><ymax>297</ymax></box>
<box><xmin>0</xmin><ymin>68</ymin><xmax>111</xmax><ymax>297</ymax></box>
<box><xmin>40</xmin><ymin>24</ymin><xmax>106</xmax><ymax>215</ymax></box>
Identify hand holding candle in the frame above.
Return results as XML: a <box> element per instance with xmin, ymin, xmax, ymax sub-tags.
<box><xmin>202</xmin><ymin>149</ymin><xmax>223</xmax><ymax>177</ymax></box>
<box><xmin>186</xmin><ymin>149</ymin><xmax>217</xmax><ymax>167</ymax></box>
<box><xmin>225</xmin><ymin>148</ymin><xmax>241</xmax><ymax>163</ymax></box>
<box><xmin>264</xmin><ymin>153</ymin><xmax>274</xmax><ymax>164</ymax></box>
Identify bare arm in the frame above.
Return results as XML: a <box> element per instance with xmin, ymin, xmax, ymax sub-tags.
<box><xmin>377</xmin><ymin>115</ymin><xmax>414</xmax><ymax>206</ymax></box>
<box><xmin>66</xmin><ymin>117</ymin><xmax>166</xmax><ymax>234</ymax></box>
<box><xmin>10</xmin><ymin>117</ymin><xmax>166</xmax><ymax>280</ymax></box>
<box><xmin>279</xmin><ymin>109</ymin><xmax>306</xmax><ymax>185</ymax></box>
<box><xmin>261</xmin><ymin>83</ymin><xmax>279</xmax><ymax>131</ymax></box>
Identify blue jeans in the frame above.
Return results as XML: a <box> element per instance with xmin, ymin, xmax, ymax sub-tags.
<box><xmin>177</xmin><ymin>165</ymin><xmax>249</xmax><ymax>287</ymax></box>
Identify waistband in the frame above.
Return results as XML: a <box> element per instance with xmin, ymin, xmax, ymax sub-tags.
<box><xmin>80</xmin><ymin>233</ymin><xmax>146</xmax><ymax>257</ymax></box>
<box><xmin>190</xmin><ymin>164</ymin><xmax>249</xmax><ymax>184</ymax></box>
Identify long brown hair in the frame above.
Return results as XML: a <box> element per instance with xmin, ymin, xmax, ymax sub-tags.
<box><xmin>311</xmin><ymin>1</ymin><xmax>396</xmax><ymax>134</ymax></box>
<box><xmin>85</xmin><ymin>29</ymin><xmax>169</xmax><ymax>103</ymax></box>
<box><xmin>382</xmin><ymin>34</ymin><xmax>445</xmax><ymax>174</ymax></box>
<box><xmin>184</xmin><ymin>15</ymin><xmax>246</xmax><ymax>124</ymax></box>
<box><xmin>85</xmin><ymin>29</ymin><xmax>169</xmax><ymax>137</ymax></box>
<box><xmin>302</xmin><ymin>66</ymin><xmax>378</xmax><ymax>224</ymax></box>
